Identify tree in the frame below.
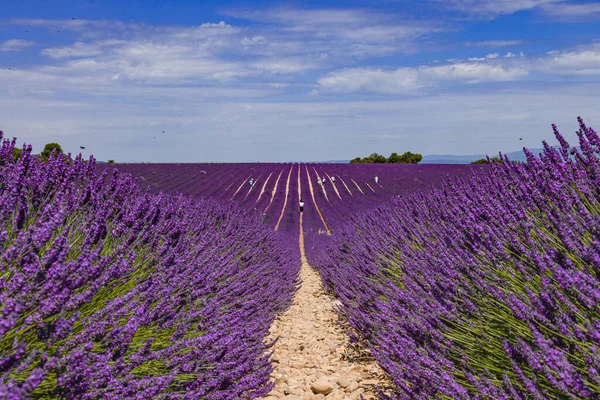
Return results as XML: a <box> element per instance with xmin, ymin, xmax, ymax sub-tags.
<box><xmin>351</xmin><ymin>151</ymin><xmax>423</xmax><ymax>164</ymax></box>
<box><xmin>396</xmin><ymin>151</ymin><xmax>422</xmax><ymax>164</ymax></box>
<box><xmin>387</xmin><ymin>151</ymin><xmax>422</xmax><ymax>164</ymax></box>
<box><xmin>40</xmin><ymin>143</ymin><xmax>63</xmax><ymax>160</ymax></box>
<box><xmin>366</xmin><ymin>153</ymin><xmax>387</xmax><ymax>163</ymax></box>
<box><xmin>107</xmin><ymin>159</ymin><xmax>115</xmax><ymax>164</ymax></box>
<box><xmin>388</xmin><ymin>152</ymin><xmax>402</xmax><ymax>163</ymax></box>
<box><xmin>13</xmin><ymin>147</ymin><xmax>22</xmax><ymax>161</ymax></box>
<box><xmin>471</xmin><ymin>157</ymin><xmax>502</xmax><ymax>164</ymax></box>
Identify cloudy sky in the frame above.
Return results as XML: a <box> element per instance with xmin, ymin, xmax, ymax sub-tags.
<box><xmin>1</xmin><ymin>0</ymin><xmax>600</xmax><ymax>162</ymax></box>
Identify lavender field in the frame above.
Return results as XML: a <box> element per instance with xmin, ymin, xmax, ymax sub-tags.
<box><xmin>312</xmin><ymin>119</ymin><xmax>600</xmax><ymax>399</ymax></box>
<box><xmin>2</xmin><ymin>119</ymin><xmax>600</xmax><ymax>399</ymax></box>
<box><xmin>0</xmin><ymin>135</ymin><xmax>299</xmax><ymax>399</ymax></box>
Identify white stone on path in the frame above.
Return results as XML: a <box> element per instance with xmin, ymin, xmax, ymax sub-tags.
<box><xmin>260</xmin><ymin>215</ymin><xmax>389</xmax><ymax>399</ymax></box>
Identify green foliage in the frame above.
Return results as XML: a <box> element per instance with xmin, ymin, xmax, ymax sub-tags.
<box><xmin>368</xmin><ymin>153</ymin><xmax>388</xmax><ymax>163</ymax></box>
<box><xmin>391</xmin><ymin>151</ymin><xmax>422</xmax><ymax>164</ymax></box>
<box><xmin>471</xmin><ymin>157</ymin><xmax>503</xmax><ymax>164</ymax></box>
<box><xmin>387</xmin><ymin>152</ymin><xmax>403</xmax><ymax>163</ymax></box>
<box><xmin>350</xmin><ymin>151</ymin><xmax>423</xmax><ymax>164</ymax></box>
<box><xmin>13</xmin><ymin>147</ymin><xmax>22</xmax><ymax>161</ymax></box>
<box><xmin>40</xmin><ymin>143</ymin><xmax>63</xmax><ymax>160</ymax></box>
<box><xmin>107</xmin><ymin>159</ymin><xmax>115</xmax><ymax>164</ymax></box>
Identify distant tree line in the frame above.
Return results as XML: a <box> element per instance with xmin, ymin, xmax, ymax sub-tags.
<box><xmin>350</xmin><ymin>152</ymin><xmax>423</xmax><ymax>164</ymax></box>
<box><xmin>471</xmin><ymin>157</ymin><xmax>522</xmax><ymax>165</ymax></box>
<box><xmin>12</xmin><ymin>142</ymin><xmax>64</xmax><ymax>162</ymax></box>
<box><xmin>11</xmin><ymin>142</ymin><xmax>115</xmax><ymax>164</ymax></box>
<box><xmin>471</xmin><ymin>157</ymin><xmax>502</xmax><ymax>164</ymax></box>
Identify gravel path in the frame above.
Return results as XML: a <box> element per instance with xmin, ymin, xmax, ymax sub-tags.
<box><xmin>304</xmin><ymin>165</ymin><xmax>331</xmax><ymax>235</ymax></box>
<box><xmin>275</xmin><ymin>165</ymin><xmax>294</xmax><ymax>232</ymax></box>
<box><xmin>262</xmin><ymin>214</ymin><xmax>387</xmax><ymax>400</ymax></box>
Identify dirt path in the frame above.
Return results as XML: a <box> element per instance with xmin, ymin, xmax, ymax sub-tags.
<box><xmin>232</xmin><ymin>174</ymin><xmax>253</xmax><ymax>199</ymax></box>
<box><xmin>265</xmin><ymin>169</ymin><xmax>285</xmax><ymax>211</ymax></box>
<box><xmin>262</xmin><ymin>214</ymin><xmax>387</xmax><ymax>400</ymax></box>
<box><xmin>336</xmin><ymin>177</ymin><xmax>353</xmax><ymax>197</ymax></box>
<box><xmin>255</xmin><ymin>171</ymin><xmax>274</xmax><ymax>203</ymax></box>
<box><xmin>305</xmin><ymin>166</ymin><xmax>331</xmax><ymax>235</ymax></box>
<box><xmin>349</xmin><ymin>179</ymin><xmax>364</xmax><ymax>195</ymax></box>
<box><xmin>362</xmin><ymin>181</ymin><xmax>376</xmax><ymax>193</ymax></box>
<box><xmin>275</xmin><ymin>165</ymin><xmax>294</xmax><ymax>232</ymax></box>
<box><xmin>245</xmin><ymin>173</ymin><xmax>263</xmax><ymax>199</ymax></box>
<box><xmin>323</xmin><ymin>172</ymin><xmax>342</xmax><ymax>200</ymax></box>
<box><xmin>312</xmin><ymin>167</ymin><xmax>330</xmax><ymax>202</ymax></box>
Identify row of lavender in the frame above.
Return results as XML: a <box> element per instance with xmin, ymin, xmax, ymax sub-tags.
<box><xmin>0</xmin><ymin>133</ymin><xmax>300</xmax><ymax>399</ymax></box>
<box><xmin>109</xmin><ymin>162</ymin><xmax>483</xmax><ymax>236</ymax></box>
<box><xmin>299</xmin><ymin>164</ymin><xmax>485</xmax><ymax>266</ymax></box>
<box><xmin>311</xmin><ymin>119</ymin><xmax>600</xmax><ymax>399</ymax></box>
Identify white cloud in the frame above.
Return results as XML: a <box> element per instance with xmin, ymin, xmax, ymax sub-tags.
<box><xmin>540</xmin><ymin>45</ymin><xmax>600</xmax><ymax>76</ymax></box>
<box><xmin>317</xmin><ymin>68</ymin><xmax>421</xmax><ymax>94</ymax></box>
<box><xmin>1</xmin><ymin>83</ymin><xmax>598</xmax><ymax>162</ymax></box>
<box><xmin>11</xmin><ymin>12</ymin><xmax>434</xmax><ymax>89</ymax></box>
<box><xmin>423</xmin><ymin>62</ymin><xmax>527</xmax><ymax>82</ymax></box>
<box><xmin>224</xmin><ymin>7</ymin><xmax>445</xmax><ymax>56</ymax></box>
<box><xmin>21</xmin><ymin>24</ymin><xmax>264</xmax><ymax>86</ymax></box>
<box><xmin>228</xmin><ymin>8</ymin><xmax>377</xmax><ymax>27</ymax></box>
<box><xmin>439</xmin><ymin>0</ymin><xmax>561</xmax><ymax>18</ymax></box>
<box><xmin>539</xmin><ymin>2</ymin><xmax>600</xmax><ymax>20</ymax></box>
<box><xmin>12</xmin><ymin>18</ymin><xmax>134</xmax><ymax>31</ymax></box>
<box><xmin>318</xmin><ymin>62</ymin><xmax>528</xmax><ymax>94</ymax></box>
<box><xmin>440</xmin><ymin>0</ymin><xmax>600</xmax><ymax>21</ymax></box>
<box><xmin>241</xmin><ymin>36</ymin><xmax>268</xmax><ymax>47</ymax></box>
<box><xmin>41</xmin><ymin>42</ymin><xmax>104</xmax><ymax>58</ymax></box>
<box><xmin>0</xmin><ymin>39</ymin><xmax>35</xmax><ymax>52</ymax></box>
<box><xmin>317</xmin><ymin>41</ymin><xmax>600</xmax><ymax>95</ymax></box>
<box><xmin>170</xmin><ymin>21</ymin><xmax>241</xmax><ymax>40</ymax></box>
<box><xmin>253</xmin><ymin>58</ymin><xmax>318</xmax><ymax>74</ymax></box>
<box><xmin>466</xmin><ymin>40</ymin><xmax>524</xmax><ymax>47</ymax></box>
<box><xmin>2</xmin><ymin>8</ymin><xmax>600</xmax><ymax>163</ymax></box>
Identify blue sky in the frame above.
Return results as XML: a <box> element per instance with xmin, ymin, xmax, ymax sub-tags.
<box><xmin>1</xmin><ymin>0</ymin><xmax>600</xmax><ymax>162</ymax></box>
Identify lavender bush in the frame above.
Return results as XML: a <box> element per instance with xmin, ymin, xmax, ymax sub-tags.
<box><xmin>0</xmin><ymin>133</ymin><xmax>300</xmax><ymax>399</ymax></box>
<box><xmin>109</xmin><ymin>162</ymin><xmax>482</xmax><ymax>235</ymax></box>
<box><xmin>313</xmin><ymin>118</ymin><xmax>600</xmax><ymax>399</ymax></box>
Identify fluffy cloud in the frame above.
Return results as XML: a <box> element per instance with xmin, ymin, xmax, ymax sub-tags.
<box><xmin>224</xmin><ymin>7</ymin><xmax>445</xmax><ymax>56</ymax></box>
<box><xmin>317</xmin><ymin>42</ymin><xmax>600</xmax><ymax>94</ymax></box>
<box><xmin>437</xmin><ymin>0</ymin><xmax>561</xmax><ymax>18</ymax></box>
<box><xmin>466</xmin><ymin>40</ymin><xmax>524</xmax><ymax>47</ymax></box>
<box><xmin>26</xmin><ymin>11</ymin><xmax>435</xmax><ymax>90</ymax></box>
<box><xmin>422</xmin><ymin>62</ymin><xmax>527</xmax><ymax>82</ymax></box>
<box><xmin>31</xmin><ymin>22</ymin><xmax>272</xmax><ymax>85</ymax></box>
<box><xmin>317</xmin><ymin>68</ymin><xmax>421</xmax><ymax>94</ymax></box>
<box><xmin>539</xmin><ymin>2</ymin><xmax>600</xmax><ymax>20</ymax></box>
<box><xmin>12</xmin><ymin>18</ymin><xmax>134</xmax><ymax>31</ymax></box>
<box><xmin>541</xmin><ymin>46</ymin><xmax>600</xmax><ymax>76</ymax></box>
<box><xmin>253</xmin><ymin>58</ymin><xmax>319</xmax><ymax>74</ymax></box>
<box><xmin>0</xmin><ymin>39</ymin><xmax>35</xmax><ymax>52</ymax></box>
<box><xmin>3</xmin><ymin>8</ymin><xmax>600</xmax><ymax>162</ymax></box>
<box><xmin>1</xmin><ymin>82</ymin><xmax>598</xmax><ymax>162</ymax></box>
<box><xmin>317</xmin><ymin>61</ymin><xmax>528</xmax><ymax>94</ymax></box>
<box><xmin>435</xmin><ymin>0</ymin><xmax>600</xmax><ymax>21</ymax></box>
<box><xmin>41</xmin><ymin>42</ymin><xmax>106</xmax><ymax>58</ymax></box>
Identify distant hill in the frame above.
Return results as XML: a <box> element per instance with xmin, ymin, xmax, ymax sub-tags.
<box><xmin>318</xmin><ymin>160</ymin><xmax>351</xmax><ymax>164</ymax></box>
<box><xmin>319</xmin><ymin>147</ymin><xmax>565</xmax><ymax>164</ymax></box>
<box><xmin>421</xmin><ymin>147</ymin><xmax>567</xmax><ymax>164</ymax></box>
<box><xmin>420</xmin><ymin>154</ymin><xmax>486</xmax><ymax>164</ymax></box>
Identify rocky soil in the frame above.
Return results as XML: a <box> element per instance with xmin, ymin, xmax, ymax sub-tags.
<box><xmin>261</xmin><ymin>216</ymin><xmax>389</xmax><ymax>400</ymax></box>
